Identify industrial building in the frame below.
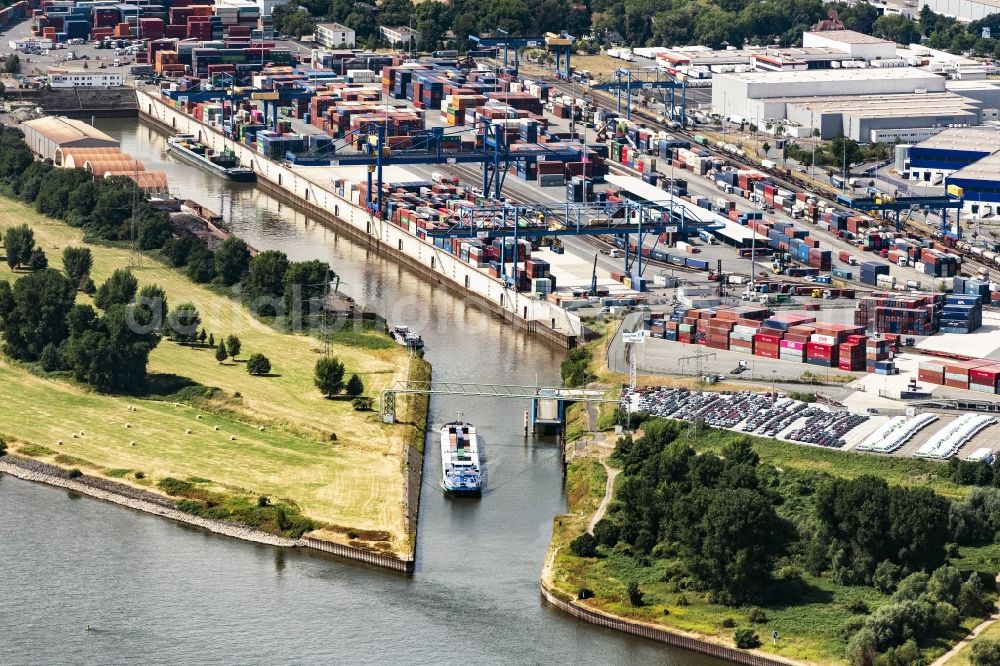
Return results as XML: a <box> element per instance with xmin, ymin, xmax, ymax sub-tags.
<box><xmin>21</xmin><ymin>115</ymin><xmax>118</xmax><ymax>161</ymax></box>
<box><xmin>20</xmin><ymin>115</ymin><xmax>168</xmax><ymax>191</ymax></box>
<box><xmin>921</xmin><ymin>0</ymin><xmax>1000</xmax><ymax>22</ymax></box>
<box><xmin>801</xmin><ymin>30</ymin><xmax>897</xmax><ymax>60</ymax></box>
<box><xmin>314</xmin><ymin>22</ymin><xmax>355</xmax><ymax>48</ymax></box>
<box><xmin>904</xmin><ymin>127</ymin><xmax>1000</xmax><ymax>213</ymax></box>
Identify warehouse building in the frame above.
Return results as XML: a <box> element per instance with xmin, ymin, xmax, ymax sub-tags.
<box><xmin>710</xmin><ymin>68</ymin><xmax>983</xmax><ymax>142</ymax></box>
<box><xmin>801</xmin><ymin>30</ymin><xmax>897</xmax><ymax>60</ymax></box>
<box><xmin>921</xmin><ymin>0</ymin><xmax>1000</xmax><ymax>22</ymax></box>
<box><xmin>20</xmin><ymin>115</ymin><xmax>119</xmax><ymax>162</ymax></box>
<box><xmin>904</xmin><ymin>127</ymin><xmax>1000</xmax><ymax>214</ymax></box>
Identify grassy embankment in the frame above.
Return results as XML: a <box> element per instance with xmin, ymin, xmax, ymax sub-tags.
<box><xmin>0</xmin><ymin>195</ymin><xmax>427</xmax><ymax>556</ymax></box>
<box><xmin>547</xmin><ymin>324</ymin><xmax>1000</xmax><ymax>664</ymax></box>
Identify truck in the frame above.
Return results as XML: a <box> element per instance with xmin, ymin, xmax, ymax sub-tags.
<box><xmin>431</xmin><ymin>171</ymin><xmax>459</xmax><ymax>186</ymax></box>
<box><xmin>838</xmin><ymin>250</ymin><xmax>858</xmax><ymax>265</ymax></box>
<box><xmin>761</xmin><ymin>159</ymin><xmax>776</xmax><ymax>170</ymax></box>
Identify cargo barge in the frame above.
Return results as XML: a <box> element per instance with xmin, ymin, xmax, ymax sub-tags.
<box><xmin>167</xmin><ymin>134</ymin><xmax>256</xmax><ymax>182</ymax></box>
<box><xmin>390</xmin><ymin>325</ymin><xmax>424</xmax><ymax>349</ymax></box>
<box><xmin>440</xmin><ymin>420</ymin><xmax>482</xmax><ymax>496</ymax></box>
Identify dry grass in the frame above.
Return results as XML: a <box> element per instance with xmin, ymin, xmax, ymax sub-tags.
<box><xmin>0</xmin><ymin>196</ymin><xmax>417</xmax><ymax>554</ymax></box>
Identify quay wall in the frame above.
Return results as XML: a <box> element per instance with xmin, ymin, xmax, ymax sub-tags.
<box><xmin>136</xmin><ymin>88</ymin><xmax>582</xmax><ymax>347</ymax></box>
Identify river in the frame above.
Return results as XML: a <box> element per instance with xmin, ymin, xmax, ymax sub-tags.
<box><xmin>0</xmin><ymin>118</ymin><xmax>722</xmax><ymax>665</ymax></box>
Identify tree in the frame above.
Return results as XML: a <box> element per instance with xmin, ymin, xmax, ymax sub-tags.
<box><xmin>4</xmin><ymin>224</ymin><xmax>34</xmax><ymax>270</ymax></box>
<box><xmin>62</xmin><ymin>246</ymin><xmax>93</xmax><ymax>288</ymax></box>
<box><xmin>208</xmin><ymin>333</ymin><xmax>215</xmax><ymax>347</ymax></box>
<box><xmin>137</xmin><ymin>211</ymin><xmax>172</xmax><ymax>250</ymax></box>
<box><xmin>168</xmin><ymin>303</ymin><xmax>201</xmax><ymax>342</ymax></box>
<box><xmin>94</xmin><ymin>269</ymin><xmax>138</xmax><ymax>311</ymax></box>
<box><xmin>134</xmin><ymin>284</ymin><xmax>168</xmax><ymax>333</ymax></box>
<box><xmin>627</xmin><ymin>581</ymin><xmax>644</xmax><ymax>607</ymax></box>
<box><xmin>28</xmin><ymin>247</ymin><xmax>47</xmax><ymax>271</ymax></box>
<box><xmin>65</xmin><ymin>303</ymin><xmax>160</xmax><ymax>391</ymax></box>
<box><xmin>185</xmin><ymin>244</ymin><xmax>217</xmax><ymax>283</ymax></box>
<box><xmin>246</xmin><ymin>353</ymin><xmax>271</xmax><ymax>376</ymax></box>
<box><xmin>246</xmin><ymin>249</ymin><xmax>290</xmax><ymax>314</ymax></box>
<box><xmin>315</xmin><ymin>356</ymin><xmax>346</xmax><ymax>397</ymax></box>
<box><xmin>39</xmin><ymin>342</ymin><xmax>61</xmax><ymax>372</ymax></box>
<box><xmin>345</xmin><ymin>373</ymin><xmax>364</xmax><ymax>397</ymax></box>
<box><xmin>215</xmin><ymin>342</ymin><xmax>228</xmax><ymax>363</ymax></box>
<box><xmin>225</xmin><ymin>334</ymin><xmax>241</xmax><ymax>360</ymax></box>
<box><xmin>198</xmin><ymin>328</ymin><xmax>207</xmax><ymax>345</ymax></box>
<box><xmin>873</xmin><ymin>14</ymin><xmax>921</xmax><ymax>45</ymax></box>
<box><xmin>0</xmin><ymin>269</ymin><xmax>75</xmax><ymax>361</ymax></box>
<box><xmin>214</xmin><ymin>236</ymin><xmax>251</xmax><ymax>286</ymax></box>
<box><xmin>1</xmin><ymin>53</ymin><xmax>19</xmax><ymax>74</ymax></box>
<box><xmin>161</xmin><ymin>235</ymin><xmax>198</xmax><ymax>267</ymax></box>
<box><xmin>283</xmin><ymin>260</ymin><xmax>332</xmax><ymax>329</ymax></box>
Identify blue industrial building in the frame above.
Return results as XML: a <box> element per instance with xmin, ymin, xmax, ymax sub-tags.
<box><xmin>905</xmin><ymin>127</ymin><xmax>1000</xmax><ymax>213</ymax></box>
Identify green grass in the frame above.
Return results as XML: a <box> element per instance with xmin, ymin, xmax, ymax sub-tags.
<box><xmin>0</xmin><ymin>195</ymin><xmax>422</xmax><ymax>555</ymax></box>
<box><xmin>944</xmin><ymin>618</ymin><xmax>1000</xmax><ymax>665</ymax></box>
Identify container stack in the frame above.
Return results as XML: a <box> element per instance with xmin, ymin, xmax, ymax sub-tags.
<box><xmin>970</xmin><ymin>365</ymin><xmax>1000</xmax><ymax>394</ymax></box>
<box><xmin>859</xmin><ymin>261</ymin><xmax>890</xmax><ymax>286</ymax></box>
<box><xmin>865</xmin><ymin>338</ymin><xmax>892</xmax><ymax>372</ymax></box>
<box><xmin>838</xmin><ymin>334</ymin><xmax>867</xmax><ymax>371</ymax></box>
<box><xmin>939</xmin><ymin>294</ymin><xmax>983</xmax><ymax>333</ymax></box>
<box><xmin>854</xmin><ymin>292</ymin><xmax>945</xmax><ymax>335</ymax></box>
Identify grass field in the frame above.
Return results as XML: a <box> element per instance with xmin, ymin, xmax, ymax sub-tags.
<box><xmin>943</xmin><ymin>617</ymin><xmax>1000</xmax><ymax>665</ymax></box>
<box><xmin>0</xmin><ymin>196</ymin><xmax>421</xmax><ymax>555</ymax></box>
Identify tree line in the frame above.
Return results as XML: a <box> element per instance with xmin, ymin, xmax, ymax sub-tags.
<box><xmin>569</xmin><ymin>419</ymin><xmax>1000</xmax><ymax>663</ymax></box>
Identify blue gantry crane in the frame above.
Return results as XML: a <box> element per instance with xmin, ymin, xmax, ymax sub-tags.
<box><xmin>838</xmin><ymin>193</ymin><xmax>965</xmax><ymax>237</ymax></box>
<box><xmin>590</xmin><ymin>67</ymin><xmax>687</xmax><ymax>123</ymax></box>
<box><xmin>286</xmin><ymin>123</ymin><xmax>584</xmax><ymax>217</ymax></box>
<box><xmin>468</xmin><ymin>29</ymin><xmax>575</xmax><ymax>78</ymax></box>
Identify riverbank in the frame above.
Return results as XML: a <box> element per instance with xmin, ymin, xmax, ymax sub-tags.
<box><xmin>0</xmin><ymin>192</ymin><xmax>426</xmax><ymax>567</ymax></box>
<box><xmin>135</xmin><ymin>87</ymin><xmax>583</xmax><ymax>348</ymax></box>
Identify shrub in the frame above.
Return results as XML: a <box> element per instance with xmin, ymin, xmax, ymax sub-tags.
<box><xmin>733</xmin><ymin>628</ymin><xmax>760</xmax><ymax>649</ymax></box>
<box><xmin>0</xmin><ymin>438</ymin><xmax>6</xmax><ymax>456</ymax></box>
<box><xmin>747</xmin><ymin>607</ymin><xmax>767</xmax><ymax>624</ymax></box>
<box><xmin>971</xmin><ymin>638</ymin><xmax>1000</xmax><ymax>666</ymax></box>
<box><xmin>80</xmin><ymin>276</ymin><xmax>96</xmax><ymax>295</ymax></box>
<box><xmin>844</xmin><ymin>599</ymin><xmax>870</xmax><ymax>615</ymax></box>
<box><xmin>721</xmin><ymin>618</ymin><xmax>737</xmax><ymax>628</ymax></box>
<box><xmin>351</xmin><ymin>397</ymin><xmax>373</xmax><ymax>411</ymax></box>
<box><xmin>569</xmin><ymin>532</ymin><xmax>598</xmax><ymax>557</ymax></box>
<box><xmin>134</xmin><ymin>471</ymin><xmax>145</xmax><ymax>480</ymax></box>
<box><xmin>256</xmin><ymin>496</ymin><xmax>270</xmax><ymax>507</ymax></box>
<box><xmin>627</xmin><ymin>581</ymin><xmax>644</xmax><ymax>607</ymax></box>
<box><xmin>67</xmin><ymin>468</ymin><xmax>82</xmax><ymax>479</ymax></box>
<box><xmin>677</xmin><ymin>594</ymin><xmax>690</xmax><ymax>606</ymax></box>
<box><xmin>158</xmin><ymin>477</ymin><xmax>195</xmax><ymax>496</ymax></box>
<box><xmin>873</xmin><ymin>560</ymin><xmax>903</xmax><ymax>594</ymax></box>
<box><xmin>934</xmin><ymin>601</ymin><xmax>959</xmax><ymax>630</ymax></box>
<box><xmin>345</xmin><ymin>373</ymin><xmax>364</xmax><ymax>397</ymax></box>
<box><xmin>246</xmin><ymin>353</ymin><xmax>271</xmax><ymax>376</ymax></box>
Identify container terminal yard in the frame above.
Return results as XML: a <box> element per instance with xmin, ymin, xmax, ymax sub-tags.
<box><xmin>10</xmin><ymin>4</ymin><xmax>1000</xmax><ymax>456</ymax></box>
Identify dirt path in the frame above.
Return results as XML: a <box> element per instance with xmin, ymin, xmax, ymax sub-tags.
<box><xmin>931</xmin><ymin>612</ymin><xmax>1000</xmax><ymax>666</ymax></box>
<box><xmin>581</xmin><ymin>401</ymin><xmax>620</xmax><ymax>535</ymax></box>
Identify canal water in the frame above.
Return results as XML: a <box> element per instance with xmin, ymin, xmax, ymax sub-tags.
<box><xmin>0</xmin><ymin>119</ymin><xmax>723</xmax><ymax>665</ymax></box>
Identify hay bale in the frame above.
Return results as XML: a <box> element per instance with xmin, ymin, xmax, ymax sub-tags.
<box><xmin>57</xmin><ymin>440</ymin><xmax>63</xmax><ymax>445</ymax></box>
<box><xmin>229</xmin><ymin>436</ymin><xmax>236</xmax><ymax>441</ymax></box>
<box><xmin>213</xmin><ymin>426</ymin><xmax>219</xmax><ymax>431</ymax></box>
<box><xmin>125</xmin><ymin>423</ymin><xmax>131</xmax><ymax>428</ymax></box>
<box><xmin>72</xmin><ymin>434</ymin><xmax>78</xmax><ymax>439</ymax></box>
<box><xmin>259</xmin><ymin>425</ymin><xmax>265</xmax><ymax>432</ymax></box>
<box><xmin>185</xmin><ymin>429</ymin><xmax>192</xmax><ymax>434</ymax></box>
<box><xmin>130</xmin><ymin>441</ymin><xmax>136</xmax><ymax>446</ymax></box>
<box><xmin>196</xmin><ymin>415</ymin><xmax>202</xmax><ymax>419</ymax></box>
<box><xmin>79</xmin><ymin>431</ymin><xmax>85</xmax><ymax>436</ymax></box>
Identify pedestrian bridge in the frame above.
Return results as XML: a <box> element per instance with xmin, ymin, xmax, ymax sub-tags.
<box><xmin>379</xmin><ymin>381</ymin><xmax>617</xmax><ymax>430</ymax></box>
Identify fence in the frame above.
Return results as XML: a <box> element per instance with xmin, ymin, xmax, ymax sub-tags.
<box><xmin>539</xmin><ymin>582</ymin><xmax>799</xmax><ymax>666</ymax></box>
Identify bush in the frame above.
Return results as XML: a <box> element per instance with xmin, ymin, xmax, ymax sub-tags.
<box><xmin>747</xmin><ymin>607</ymin><xmax>767</xmax><ymax>624</ymax></box>
<box><xmin>844</xmin><ymin>599</ymin><xmax>870</xmax><ymax>615</ymax></box>
<box><xmin>934</xmin><ymin>601</ymin><xmax>959</xmax><ymax>630</ymax></box>
<box><xmin>627</xmin><ymin>581</ymin><xmax>644</xmax><ymax>607</ymax></box>
<box><xmin>351</xmin><ymin>396</ymin><xmax>373</xmax><ymax>411</ymax></box>
<box><xmin>873</xmin><ymin>560</ymin><xmax>903</xmax><ymax>594</ymax></box>
<box><xmin>569</xmin><ymin>532</ymin><xmax>598</xmax><ymax>557</ymax></box>
<box><xmin>67</xmin><ymin>468</ymin><xmax>82</xmax><ymax>479</ymax></box>
<box><xmin>593</xmin><ymin>518</ymin><xmax>620</xmax><ymax>546</ymax></box>
<box><xmin>733</xmin><ymin>628</ymin><xmax>761</xmax><ymax>649</ymax></box>
<box><xmin>971</xmin><ymin>638</ymin><xmax>1000</xmax><ymax>666</ymax></box>
<box><xmin>677</xmin><ymin>594</ymin><xmax>690</xmax><ymax>606</ymax></box>
<box><xmin>80</xmin><ymin>276</ymin><xmax>96</xmax><ymax>295</ymax></box>
<box><xmin>345</xmin><ymin>373</ymin><xmax>364</xmax><ymax>397</ymax></box>
<box><xmin>0</xmin><ymin>438</ymin><xmax>6</xmax><ymax>456</ymax></box>
<box><xmin>721</xmin><ymin>618</ymin><xmax>736</xmax><ymax>628</ymax></box>
<box><xmin>246</xmin><ymin>353</ymin><xmax>271</xmax><ymax>376</ymax></box>
<box><xmin>158</xmin><ymin>477</ymin><xmax>195</xmax><ymax>496</ymax></box>
<box><xmin>134</xmin><ymin>471</ymin><xmax>145</xmax><ymax>480</ymax></box>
